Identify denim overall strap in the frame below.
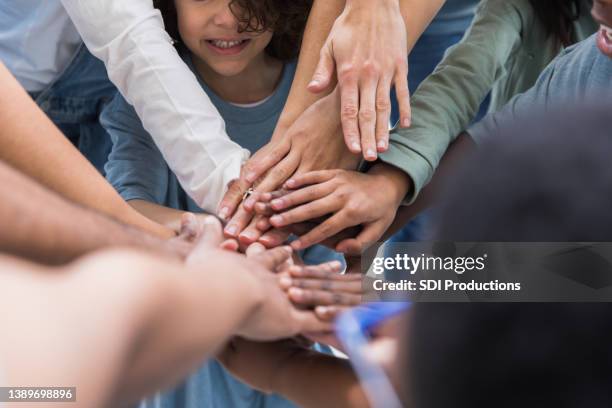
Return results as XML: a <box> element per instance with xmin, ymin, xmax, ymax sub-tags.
<box><xmin>34</xmin><ymin>42</ymin><xmax>117</xmax><ymax>174</ymax></box>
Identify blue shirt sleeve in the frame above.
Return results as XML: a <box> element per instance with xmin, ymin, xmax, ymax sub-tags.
<box><xmin>467</xmin><ymin>54</ymin><xmax>558</xmax><ymax>144</ymax></box>
<box><xmin>101</xmin><ymin>92</ymin><xmax>170</xmax><ymax>205</ymax></box>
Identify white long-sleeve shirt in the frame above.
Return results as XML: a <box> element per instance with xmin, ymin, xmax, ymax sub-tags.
<box><xmin>60</xmin><ymin>0</ymin><xmax>250</xmax><ymax>213</ymax></box>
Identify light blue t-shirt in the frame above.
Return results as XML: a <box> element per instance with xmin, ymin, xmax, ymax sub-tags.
<box><xmin>468</xmin><ymin>35</ymin><xmax>612</xmax><ymax>144</ymax></box>
<box><xmin>102</xmin><ymin>49</ymin><xmax>341</xmax><ymax>408</ymax></box>
<box><xmin>425</xmin><ymin>0</ymin><xmax>479</xmax><ymax>35</ymax></box>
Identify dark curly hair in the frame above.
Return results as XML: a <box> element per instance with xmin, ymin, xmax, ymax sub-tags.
<box><xmin>153</xmin><ymin>0</ymin><xmax>312</xmax><ymax>61</ymax></box>
<box><xmin>528</xmin><ymin>0</ymin><xmax>592</xmax><ymax>47</ymax></box>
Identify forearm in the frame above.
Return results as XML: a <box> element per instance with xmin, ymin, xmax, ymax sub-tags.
<box><xmin>383</xmin><ymin>133</ymin><xmax>475</xmax><ymax>240</ymax></box>
<box><xmin>273</xmin><ymin>352</ymin><xmax>367</xmax><ymax>408</ymax></box>
<box><xmin>61</xmin><ymin>0</ymin><xmax>249</xmax><ymax>212</ymax></box>
<box><xmin>111</xmin><ymin>253</ymin><xmax>264</xmax><ymax>402</ymax></box>
<box><xmin>0</xmin><ymin>63</ymin><xmax>172</xmax><ymax>238</ymax></box>
<box><xmin>381</xmin><ymin>0</ymin><xmax>522</xmax><ymax>203</ymax></box>
<box><xmin>276</xmin><ymin>0</ymin><xmax>346</xmax><ymax>130</ymax></box>
<box><xmin>0</xmin><ymin>160</ymin><xmax>175</xmax><ymax>265</ymax></box>
<box><xmin>129</xmin><ymin>200</ymin><xmax>188</xmax><ymax>234</ymax></box>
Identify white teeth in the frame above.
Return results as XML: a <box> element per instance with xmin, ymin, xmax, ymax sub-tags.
<box><xmin>211</xmin><ymin>39</ymin><xmax>244</xmax><ymax>49</ymax></box>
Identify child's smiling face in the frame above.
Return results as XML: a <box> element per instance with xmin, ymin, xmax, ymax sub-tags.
<box><xmin>175</xmin><ymin>0</ymin><xmax>274</xmax><ymax>77</ymax></box>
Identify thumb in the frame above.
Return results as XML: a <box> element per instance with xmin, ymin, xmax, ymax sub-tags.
<box><xmin>308</xmin><ymin>43</ymin><xmax>335</xmax><ymax>93</ymax></box>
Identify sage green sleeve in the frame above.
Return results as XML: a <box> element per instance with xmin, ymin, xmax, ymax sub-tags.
<box><xmin>379</xmin><ymin>0</ymin><xmax>528</xmax><ymax>204</ymax></box>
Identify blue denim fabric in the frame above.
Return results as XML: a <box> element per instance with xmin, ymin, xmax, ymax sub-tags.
<box><xmin>32</xmin><ymin>43</ymin><xmax>117</xmax><ymax>174</ymax></box>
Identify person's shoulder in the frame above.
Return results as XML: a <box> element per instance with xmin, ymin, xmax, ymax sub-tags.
<box><xmin>553</xmin><ymin>35</ymin><xmax>610</xmax><ymax>72</ymax></box>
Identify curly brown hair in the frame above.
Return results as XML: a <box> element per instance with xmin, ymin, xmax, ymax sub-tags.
<box><xmin>153</xmin><ymin>0</ymin><xmax>313</xmax><ymax>61</ymax></box>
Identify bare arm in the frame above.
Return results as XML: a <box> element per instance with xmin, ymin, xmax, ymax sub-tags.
<box><xmin>129</xmin><ymin>199</ymin><xmax>189</xmax><ymax>234</ymax></box>
<box><xmin>220</xmin><ymin>338</ymin><xmax>368</xmax><ymax>408</ymax></box>
<box><xmin>0</xmin><ymin>159</ymin><xmax>185</xmax><ymax>265</ymax></box>
<box><xmin>1</xmin><ymin>220</ymin><xmax>333</xmax><ymax>407</ymax></box>
<box><xmin>0</xmin><ymin>63</ymin><xmax>172</xmax><ymax>238</ymax></box>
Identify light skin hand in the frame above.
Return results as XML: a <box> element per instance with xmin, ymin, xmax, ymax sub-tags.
<box><xmin>219</xmin><ymin>88</ymin><xmax>361</xmax><ymax>236</ymax></box>
<box><xmin>308</xmin><ymin>0</ymin><xmax>411</xmax><ymax>160</ymax></box>
<box><xmin>260</xmin><ymin>164</ymin><xmax>411</xmax><ymax>251</ymax></box>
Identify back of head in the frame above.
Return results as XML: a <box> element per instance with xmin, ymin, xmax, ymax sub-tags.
<box><xmin>407</xmin><ymin>105</ymin><xmax>612</xmax><ymax>408</ymax></box>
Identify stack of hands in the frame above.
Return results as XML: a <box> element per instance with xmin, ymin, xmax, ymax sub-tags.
<box><xmin>215</xmin><ymin>0</ymin><xmax>415</xmax><ymax>259</ymax></box>
<box><xmin>176</xmin><ymin>212</ymin><xmax>364</xmax><ymax>345</ymax></box>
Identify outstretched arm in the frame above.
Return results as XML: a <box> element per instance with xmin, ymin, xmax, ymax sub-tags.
<box><xmin>0</xmin><ymin>63</ymin><xmax>172</xmax><ymax>239</ymax></box>
<box><xmin>61</xmin><ymin>0</ymin><xmax>250</xmax><ymax>213</ymax></box>
<box><xmin>0</xmin><ymin>157</ymin><xmax>195</xmax><ymax>264</ymax></box>
<box><xmin>220</xmin><ymin>0</ymin><xmax>446</xmax><ymax>228</ymax></box>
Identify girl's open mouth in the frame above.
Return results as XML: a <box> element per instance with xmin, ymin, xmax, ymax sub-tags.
<box><xmin>205</xmin><ymin>39</ymin><xmax>251</xmax><ymax>56</ymax></box>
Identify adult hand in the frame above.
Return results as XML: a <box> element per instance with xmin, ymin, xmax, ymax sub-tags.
<box><xmin>237</xmin><ymin>243</ymin><xmax>334</xmax><ymax>340</ymax></box>
<box><xmin>217</xmin><ymin>87</ymin><xmax>361</xmax><ymax>224</ymax></box>
<box><xmin>308</xmin><ymin>0</ymin><xmax>410</xmax><ymax>160</ymax></box>
<box><xmin>186</xmin><ymin>216</ymin><xmax>331</xmax><ymax>340</ymax></box>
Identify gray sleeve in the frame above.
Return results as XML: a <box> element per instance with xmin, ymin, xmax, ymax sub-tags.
<box><xmin>101</xmin><ymin>93</ymin><xmax>170</xmax><ymax>205</ymax></box>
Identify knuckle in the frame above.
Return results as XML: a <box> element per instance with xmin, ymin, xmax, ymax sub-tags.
<box><xmin>376</xmin><ymin>97</ymin><xmax>391</xmax><ymax>113</ymax></box>
<box><xmin>395</xmin><ymin>57</ymin><xmax>409</xmax><ymax>72</ymax></box>
<box><xmin>271</xmin><ymin>165</ymin><xmax>289</xmax><ymax>180</ymax></box>
<box><xmin>362</xmin><ymin>60</ymin><xmax>379</xmax><ymax>77</ymax></box>
<box><xmin>345</xmin><ymin>202</ymin><xmax>362</xmax><ymax>218</ymax></box>
<box><xmin>341</xmin><ymin>103</ymin><xmax>359</xmax><ymax>120</ymax></box>
<box><xmin>338</xmin><ymin>64</ymin><xmax>356</xmax><ymax>81</ymax></box>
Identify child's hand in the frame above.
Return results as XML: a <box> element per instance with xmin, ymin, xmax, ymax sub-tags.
<box><xmin>255</xmin><ymin>164</ymin><xmax>412</xmax><ymax>252</ymax></box>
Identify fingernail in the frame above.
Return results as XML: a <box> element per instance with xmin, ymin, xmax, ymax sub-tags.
<box><xmin>271</xmin><ymin>199</ymin><xmax>284</xmax><ymax>209</ymax></box>
<box><xmin>366</xmin><ymin>149</ymin><xmax>377</xmax><ymax>160</ymax></box>
<box><xmin>282</xmin><ymin>245</ymin><xmax>293</xmax><ymax>254</ymax></box>
<box><xmin>402</xmin><ymin>118</ymin><xmax>411</xmax><ymax>127</ymax></box>
<box><xmin>377</xmin><ymin>140</ymin><xmax>387</xmax><ymax>150</ymax></box>
<box><xmin>218</xmin><ymin>207</ymin><xmax>229</xmax><ymax>220</ymax></box>
<box><xmin>330</xmin><ymin>261</ymin><xmax>342</xmax><ymax>270</ymax></box>
<box><xmin>285</xmin><ymin>179</ymin><xmax>296</xmax><ymax>189</ymax></box>
<box><xmin>225</xmin><ymin>225</ymin><xmax>238</xmax><ymax>236</ymax></box>
<box><xmin>351</xmin><ymin>142</ymin><xmax>361</xmax><ymax>152</ymax></box>
<box><xmin>291</xmin><ymin>240</ymin><xmax>302</xmax><ymax>250</ymax></box>
<box><xmin>246</xmin><ymin>172</ymin><xmax>257</xmax><ymax>183</ymax></box>
<box><xmin>270</xmin><ymin>215</ymin><xmax>283</xmax><ymax>226</ymax></box>
<box><xmin>308</xmin><ymin>80</ymin><xmax>320</xmax><ymax>88</ymax></box>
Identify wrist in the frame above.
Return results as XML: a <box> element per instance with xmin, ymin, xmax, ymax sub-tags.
<box><xmin>346</xmin><ymin>0</ymin><xmax>398</xmax><ymax>10</ymax></box>
<box><xmin>369</xmin><ymin>163</ymin><xmax>413</xmax><ymax>206</ymax></box>
<box><xmin>235</xmin><ymin>269</ymin><xmax>267</xmax><ymax>333</ymax></box>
